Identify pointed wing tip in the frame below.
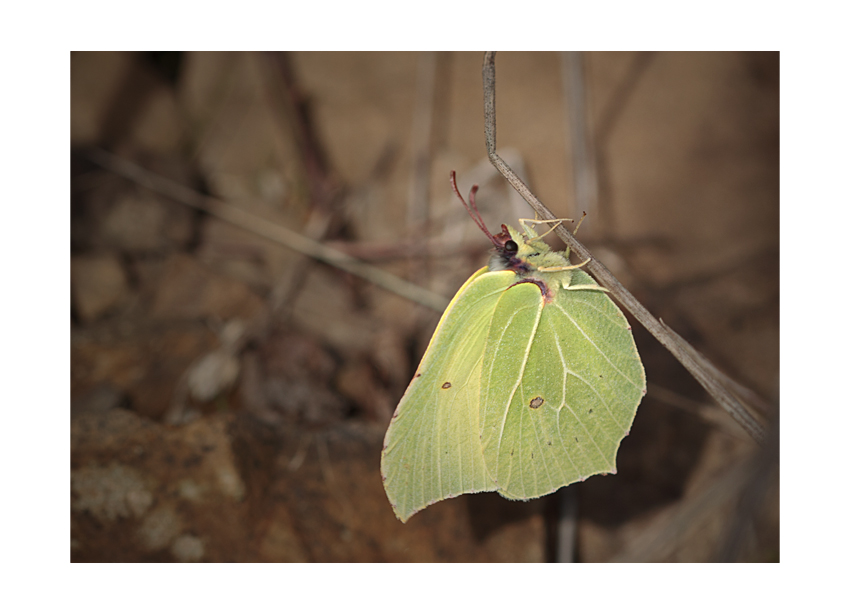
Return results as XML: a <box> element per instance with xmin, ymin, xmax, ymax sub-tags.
<box><xmin>388</xmin><ymin>500</ymin><xmax>409</xmax><ymax>523</ymax></box>
<box><xmin>393</xmin><ymin>505</ymin><xmax>419</xmax><ymax>524</ymax></box>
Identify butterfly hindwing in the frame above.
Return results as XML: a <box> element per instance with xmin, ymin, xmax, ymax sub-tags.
<box><xmin>480</xmin><ymin>270</ymin><xmax>646</xmax><ymax>500</ymax></box>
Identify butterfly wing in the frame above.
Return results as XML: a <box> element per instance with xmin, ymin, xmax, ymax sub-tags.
<box><xmin>480</xmin><ymin>270</ymin><xmax>646</xmax><ymax>500</ymax></box>
<box><xmin>381</xmin><ymin>268</ymin><xmax>516</xmax><ymax>522</ymax></box>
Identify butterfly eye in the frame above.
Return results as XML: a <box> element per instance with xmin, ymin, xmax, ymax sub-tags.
<box><xmin>504</xmin><ymin>240</ymin><xmax>518</xmax><ymax>253</ymax></box>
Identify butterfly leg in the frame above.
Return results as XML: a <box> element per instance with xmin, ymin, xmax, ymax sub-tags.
<box><xmin>572</xmin><ymin>211</ymin><xmax>587</xmax><ymax>236</ymax></box>
<box><xmin>519</xmin><ymin>215</ymin><xmax>586</xmax><ymax>239</ymax></box>
<box><xmin>565</xmin><ymin>283</ymin><xmax>609</xmax><ymax>293</ymax></box>
<box><xmin>539</xmin><ymin>257</ymin><xmax>591</xmax><ymax>272</ymax></box>
<box><xmin>545</xmin><ymin>258</ymin><xmax>610</xmax><ymax>292</ymax></box>
<box><xmin>518</xmin><ymin>217</ymin><xmax>576</xmax><ymax>226</ymax></box>
<box><xmin>518</xmin><ymin>217</ymin><xmax>575</xmax><ymax>240</ymax></box>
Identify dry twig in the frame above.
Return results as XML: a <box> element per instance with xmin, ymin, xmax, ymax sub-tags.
<box><xmin>481</xmin><ymin>52</ymin><xmax>769</xmax><ymax>445</ymax></box>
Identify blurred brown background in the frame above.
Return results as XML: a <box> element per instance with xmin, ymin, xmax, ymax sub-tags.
<box><xmin>70</xmin><ymin>51</ymin><xmax>778</xmax><ymax>562</ymax></box>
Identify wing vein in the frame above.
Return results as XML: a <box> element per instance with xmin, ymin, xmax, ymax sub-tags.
<box><xmin>553</xmin><ymin>302</ymin><xmax>642</xmax><ymax>390</ymax></box>
<box><xmin>497</xmin><ymin>301</ymin><xmax>545</xmax><ymax>469</ymax></box>
<box><xmin>550</xmin><ymin>332</ymin><xmax>585</xmax><ymax>477</ymax></box>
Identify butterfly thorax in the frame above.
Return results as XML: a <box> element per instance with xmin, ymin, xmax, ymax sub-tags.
<box><xmin>487</xmin><ymin>224</ymin><xmax>575</xmax><ymax>298</ymax></box>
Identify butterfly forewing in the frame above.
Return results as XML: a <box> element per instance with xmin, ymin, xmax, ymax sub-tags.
<box><xmin>381</xmin><ymin>269</ymin><xmax>515</xmax><ymax>522</ymax></box>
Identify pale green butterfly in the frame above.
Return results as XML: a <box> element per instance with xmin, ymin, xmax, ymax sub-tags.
<box><xmin>381</xmin><ymin>172</ymin><xmax>646</xmax><ymax>523</ymax></box>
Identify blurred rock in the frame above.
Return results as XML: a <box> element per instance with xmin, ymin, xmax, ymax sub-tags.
<box><xmin>137</xmin><ymin>504</ymin><xmax>183</xmax><ymax>551</ymax></box>
<box><xmin>335</xmin><ymin>359</ymin><xmax>392</xmax><ymax>423</ymax></box>
<box><xmin>187</xmin><ymin>350</ymin><xmax>240</xmax><ymax>404</ymax></box>
<box><xmin>71</xmin><ymin>52</ymin><xmax>135</xmax><ymax>145</ymax></box>
<box><xmin>71</xmin><ymin>322</ymin><xmax>218</xmax><ymax>421</ymax></box>
<box><xmin>197</xmin><ymin>217</ymin><xmax>297</xmax><ymax>295</ymax></box>
<box><xmin>126</xmin><ymin>83</ymin><xmax>185</xmax><ymax>153</ymax></box>
<box><xmin>71</xmin><ymin>159</ymin><xmax>196</xmax><ymax>254</ymax></box>
<box><xmin>183</xmin><ymin>319</ymin><xmax>246</xmax><ymax>405</ymax></box>
<box><xmin>290</xmin><ymin>266</ymin><xmax>382</xmax><ymax>355</ymax></box>
<box><xmin>238</xmin><ymin>350</ymin><xmax>278</xmax><ymax>424</ymax></box>
<box><xmin>264</xmin><ymin>378</ymin><xmax>346</xmax><ymax>424</ymax></box>
<box><xmin>151</xmin><ymin>254</ymin><xmax>266</xmax><ymax>321</ymax></box>
<box><xmin>71</xmin><ymin>253</ymin><xmax>129</xmax><ymax>322</ymax></box>
<box><xmin>71</xmin><ymin>463</ymin><xmax>153</xmax><ymax>523</ymax></box>
<box><xmin>370</xmin><ymin>328</ymin><xmax>410</xmax><ymax>395</ymax></box>
<box><xmin>259</xmin><ymin>328</ymin><xmax>347</xmax><ymax>424</ymax></box>
<box><xmin>71</xmin><ymin>52</ymin><xmax>185</xmax><ymax>152</ymax></box>
<box><xmin>245</xmin><ymin>420</ymin><xmax>546</xmax><ymax>562</ymax></box>
<box><xmin>180</xmin><ymin>53</ymin><xmax>301</xmax><ymax>194</ymax></box>
<box><xmin>72</xmin><ymin>408</ymin><xmax>249</xmax><ymax>562</ymax></box>
<box><xmin>71</xmin><ymin>383</ymin><xmax>126</xmax><ymax>417</ymax></box>
<box><xmin>100</xmin><ymin>193</ymin><xmax>194</xmax><ymax>253</ymax></box>
<box><xmin>71</xmin><ymin>409</ymin><xmax>546</xmax><ymax>562</ymax></box>
<box><xmin>171</xmin><ymin>534</ymin><xmax>205</xmax><ymax>562</ymax></box>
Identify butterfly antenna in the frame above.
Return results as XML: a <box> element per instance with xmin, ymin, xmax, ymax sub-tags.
<box><xmin>450</xmin><ymin>171</ymin><xmax>499</xmax><ymax>246</ymax></box>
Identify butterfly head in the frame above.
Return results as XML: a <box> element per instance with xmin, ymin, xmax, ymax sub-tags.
<box><xmin>450</xmin><ymin>171</ymin><xmax>569</xmax><ymax>277</ymax></box>
<box><xmin>488</xmin><ymin>223</ymin><xmax>560</xmax><ymax>273</ymax></box>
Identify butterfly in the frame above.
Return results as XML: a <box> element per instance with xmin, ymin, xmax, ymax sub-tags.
<box><xmin>381</xmin><ymin>172</ymin><xmax>645</xmax><ymax>522</ymax></box>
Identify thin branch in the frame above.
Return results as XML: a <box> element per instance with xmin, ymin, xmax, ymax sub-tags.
<box><xmin>556</xmin><ymin>487</ymin><xmax>578</xmax><ymax>563</ymax></box>
<box><xmin>86</xmin><ymin>149</ymin><xmax>450</xmax><ymax>314</ymax></box>
<box><xmin>482</xmin><ymin>51</ymin><xmax>768</xmax><ymax>445</ymax></box>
